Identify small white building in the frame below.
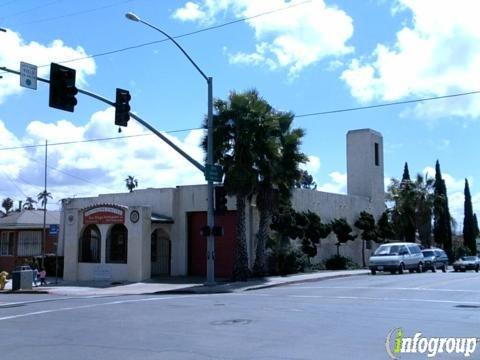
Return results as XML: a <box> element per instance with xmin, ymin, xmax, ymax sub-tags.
<box><xmin>62</xmin><ymin>129</ymin><xmax>385</xmax><ymax>282</ymax></box>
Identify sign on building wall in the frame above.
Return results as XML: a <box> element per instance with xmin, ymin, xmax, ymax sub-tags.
<box><xmin>83</xmin><ymin>205</ymin><xmax>125</xmax><ymax>225</ymax></box>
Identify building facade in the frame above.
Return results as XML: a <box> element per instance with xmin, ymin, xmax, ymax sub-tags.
<box><xmin>0</xmin><ymin>210</ymin><xmax>60</xmax><ymax>272</ymax></box>
<box><xmin>62</xmin><ymin>128</ymin><xmax>385</xmax><ymax>282</ymax></box>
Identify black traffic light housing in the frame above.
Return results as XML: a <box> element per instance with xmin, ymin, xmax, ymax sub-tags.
<box><xmin>115</xmin><ymin>88</ymin><xmax>131</xmax><ymax>127</ymax></box>
<box><xmin>49</xmin><ymin>63</ymin><xmax>78</xmax><ymax>112</ymax></box>
<box><xmin>214</xmin><ymin>186</ymin><xmax>228</xmax><ymax>215</ymax></box>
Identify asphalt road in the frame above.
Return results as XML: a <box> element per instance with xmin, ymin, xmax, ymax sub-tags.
<box><xmin>1</xmin><ymin>271</ymin><xmax>480</xmax><ymax>360</ymax></box>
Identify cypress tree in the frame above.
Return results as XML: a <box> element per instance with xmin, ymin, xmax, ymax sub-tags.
<box><xmin>401</xmin><ymin>162</ymin><xmax>411</xmax><ymax>182</ymax></box>
<box><xmin>474</xmin><ymin>214</ymin><xmax>479</xmax><ymax>238</ymax></box>
<box><xmin>433</xmin><ymin>160</ymin><xmax>453</xmax><ymax>260</ymax></box>
<box><xmin>463</xmin><ymin>179</ymin><xmax>476</xmax><ymax>254</ymax></box>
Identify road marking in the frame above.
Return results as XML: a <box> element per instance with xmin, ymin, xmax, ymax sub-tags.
<box><xmin>0</xmin><ymin>294</ymin><xmax>204</xmax><ymax>321</ymax></box>
<box><xmin>289</xmin><ymin>294</ymin><xmax>480</xmax><ymax>305</ymax></box>
<box><xmin>288</xmin><ymin>285</ymin><xmax>480</xmax><ymax>293</ymax></box>
<box><xmin>420</xmin><ymin>275</ymin><xmax>480</xmax><ymax>288</ymax></box>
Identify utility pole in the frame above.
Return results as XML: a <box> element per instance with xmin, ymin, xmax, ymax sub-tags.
<box><xmin>125</xmin><ymin>12</ymin><xmax>217</xmax><ymax>285</ymax></box>
<box><xmin>41</xmin><ymin>140</ymin><xmax>47</xmax><ymax>269</ymax></box>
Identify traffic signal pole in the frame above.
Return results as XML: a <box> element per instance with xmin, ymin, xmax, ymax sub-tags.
<box><xmin>125</xmin><ymin>13</ymin><xmax>216</xmax><ymax>286</ymax></box>
<box><xmin>0</xmin><ymin>65</ymin><xmax>205</xmax><ymax>173</ymax></box>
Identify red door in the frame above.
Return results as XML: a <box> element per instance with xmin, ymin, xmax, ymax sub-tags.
<box><xmin>188</xmin><ymin>211</ymin><xmax>236</xmax><ymax>278</ymax></box>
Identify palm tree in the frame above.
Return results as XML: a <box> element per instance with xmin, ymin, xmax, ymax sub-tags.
<box><xmin>23</xmin><ymin>196</ymin><xmax>37</xmax><ymax>210</ymax></box>
<box><xmin>204</xmin><ymin>90</ymin><xmax>264</xmax><ymax>280</ymax></box>
<box><xmin>253</xmin><ymin>113</ymin><xmax>307</xmax><ymax>276</ymax></box>
<box><xmin>376</xmin><ymin>211</ymin><xmax>395</xmax><ymax>243</ymax></box>
<box><xmin>1</xmin><ymin>197</ymin><xmax>13</xmax><ymax>214</ymax></box>
<box><xmin>387</xmin><ymin>178</ymin><xmax>416</xmax><ymax>242</ymax></box>
<box><xmin>413</xmin><ymin>174</ymin><xmax>434</xmax><ymax>248</ymax></box>
<box><xmin>37</xmin><ymin>191</ymin><xmax>52</xmax><ymax>208</ymax></box>
<box><xmin>295</xmin><ymin>170</ymin><xmax>317</xmax><ymax>190</ymax></box>
<box><xmin>125</xmin><ymin>175</ymin><xmax>138</xmax><ymax>193</ymax></box>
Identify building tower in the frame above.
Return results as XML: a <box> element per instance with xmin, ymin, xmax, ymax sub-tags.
<box><xmin>346</xmin><ymin>129</ymin><xmax>384</xmax><ymax>214</ymax></box>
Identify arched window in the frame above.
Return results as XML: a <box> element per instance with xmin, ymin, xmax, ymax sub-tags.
<box><xmin>106</xmin><ymin>224</ymin><xmax>128</xmax><ymax>264</ymax></box>
<box><xmin>79</xmin><ymin>225</ymin><xmax>101</xmax><ymax>263</ymax></box>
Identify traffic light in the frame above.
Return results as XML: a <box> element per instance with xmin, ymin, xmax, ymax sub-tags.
<box><xmin>214</xmin><ymin>186</ymin><xmax>228</xmax><ymax>215</ymax></box>
<box><xmin>115</xmin><ymin>88</ymin><xmax>131</xmax><ymax>127</ymax></box>
<box><xmin>49</xmin><ymin>63</ymin><xmax>78</xmax><ymax>112</ymax></box>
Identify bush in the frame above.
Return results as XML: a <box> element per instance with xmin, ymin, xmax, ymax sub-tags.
<box><xmin>266</xmin><ymin>246</ymin><xmax>308</xmax><ymax>276</ymax></box>
<box><xmin>324</xmin><ymin>255</ymin><xmax>355</xmax><ymax>270</ymax></box>
<box><xmin>453</xmin><ymin>246</ymin><xmax>471</xmax><ymax>260</ymax></box>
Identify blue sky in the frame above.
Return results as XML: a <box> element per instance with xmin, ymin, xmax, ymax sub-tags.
<box><xmin>0</xmin><ymin>0</ymin><xmax>478</xmax><ymax>230</ymax></box>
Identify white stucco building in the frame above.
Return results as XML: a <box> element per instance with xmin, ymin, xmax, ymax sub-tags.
<box><xmin>61</xmin><ymin>128</ymin><xmax>385</xmax><ymax>282</ymax></box>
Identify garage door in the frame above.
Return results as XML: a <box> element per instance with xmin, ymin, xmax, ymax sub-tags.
<box><xmin>188</xmin><ymin>211</ymin><xmax>236</xmax><ymax>278</ymax></box>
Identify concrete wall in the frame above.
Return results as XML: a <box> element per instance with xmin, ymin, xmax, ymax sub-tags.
<box><xmin>61</xmin><ymin>128</ymin><xmax>386</xmax><ymax>279</ymax></box>
<box><xmin>347</xmin><ymin>129</ymin><xmax>384</xmax><ymax>206</ymax></box>
<box><xmin>291</xmin><ymin>189</ymin><xmax>384</xmax><ymax>265</ymax></box>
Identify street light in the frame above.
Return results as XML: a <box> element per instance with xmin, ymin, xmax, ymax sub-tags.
<box><xmin>125</xmin><ymin>12</ymin><xmax>216</xmax><ymax>285</ymax></box>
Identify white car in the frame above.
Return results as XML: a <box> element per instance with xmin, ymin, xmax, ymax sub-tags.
<box><xmin>453</xmin><ymin>256</ymin><xmax>480</xmax><ymax>272</ymax></box>
<box><xmin>369</xmin><ymin>242</ymin><xmax>424</xmax><ymax>275</ymax></box>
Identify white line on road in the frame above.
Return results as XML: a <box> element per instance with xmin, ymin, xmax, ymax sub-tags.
<box><xmin>289</xmin><ymin>294</ymin><xmax>480</xmax><ymax>305</ymax></box>
<box><xmin>289</xmin><ymin>285</ymin><xmax>480</xmax><ymax>293</ymax></box>
<box><xmin>0</xmin><ymin>295</ymin><xmax>204</xmax><ymax>321</ymax></box>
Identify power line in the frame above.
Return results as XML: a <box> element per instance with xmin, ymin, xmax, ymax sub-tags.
<box><xmin>0</xmin><ymin>0</ymin><xmax>313</xmax><ymax>73</ymax></box>
<box><xmin>0</xmin><ymin>170</ymin><xmax>30</xmax><ymax>198</ymax></box>
<box><xmin>0</xmin><ymin>0</ymin><xmax>25</xmax><ymax>9</ymax></box>
<box><xmin>0</xmin><ymin>88</ymin><xmax>479</xmax><ymax>153</ymax></box>
<box><xmin>0</xmin><ymin>0</ymin><xmax>62</xmax><ymax>21</ymax></box>
<box><xmin>9</xmin><ymin>0</ymin><xmax>138</xmax><ymax>26</ymax></box>
<box><xmin>294</xmin><ymin>90</ymin><xmax>480</xmax><ymax>118</ymax></box>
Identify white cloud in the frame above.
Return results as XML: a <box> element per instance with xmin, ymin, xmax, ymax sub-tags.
<box><xmin>173</xmin><ymin>2</ymin><xmax>206</xmax><ymax>22</ymax></box>
<box><xmin>341</xmin><ymin>0</ymin><xmax>480</xmax><ymax>119</ymax></box>
<box><xmin>301</xmin><ymin>155</ymin><xmax>321</xmax><ymax>175</ymax></box>
<box><xmin>0</xmin><ymin>108</ymin><xmax>206</xmax><ymax>210</ymax></box>
<box><xmin>173</xmin><ymin>0</ymin><xmax>354</xmax><ymax>76</ymax></box>
<box><xmin>317</xmin><ymin>171</ymin><xmax>346</xmax><ymax>194</ymax></box>
<box><xmin>0</xmin><ymin>29</ymin><xmax>96</xmax><ymax>104</ymax></box>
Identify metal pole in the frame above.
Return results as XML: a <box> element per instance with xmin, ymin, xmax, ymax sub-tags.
<box><xmin>206</xmin><ymin>77</ymin><xmax>215</xmax><ymax>285</ymax></box>
<box><xmin>0</xmin><ymin>66</ymin><xmax>204</xmax><ymax>172</ymax></box>
<box><xmin>125</xmin><ymin>15</ymin><xmax>216</xmax><ymax>285</ymax></box>
<box><xmin>41</xmin><ymin>140</ymin><xmax>47</xmax><ymax>269</ymax></box>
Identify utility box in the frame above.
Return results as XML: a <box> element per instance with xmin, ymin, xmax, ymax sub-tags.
<box><xmin>12</xmin><ymin>266</ymin><xmax>33</xmax><ymax>291</ymax></box>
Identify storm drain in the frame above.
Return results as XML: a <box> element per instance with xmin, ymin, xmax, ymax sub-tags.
<box><xmin>211</xmin><ymin>319</ymin><xmax>252</xmax><ymax>326</ymax></box>
<box><xmin>455</xmin><ymin>305</ymin><xmax>480</xmax><ymax>309</ymax></box>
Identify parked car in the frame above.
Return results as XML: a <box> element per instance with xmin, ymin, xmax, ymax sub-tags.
<box><xmin>453</xmin><ymin>256</ymin><xmax>480</xmax><ymax>272</ymax></box>
<box><xmin>368</xmin><ymin>242</ymin><xmax>424</xmax><ymax>275</ymax></box>
<box><xmin>421</xmin><ymin>248</ymin><xmax>449</xmax><ymax>272</ymax></box>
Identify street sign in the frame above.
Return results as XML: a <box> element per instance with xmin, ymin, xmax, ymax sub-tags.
<box><xmin>49</xmin><ymin>224</ymin><xmax>59</xmax><ymax>236</ymax></box>
<box><xmin>204</xmin><ymin>164</ymin><xmax>223</xmax><ymax>182</ymax></box>
<box><xmin>20</xmin><ymin>61</ymin><xmax>37</xmax><ymax>90</ymax></box>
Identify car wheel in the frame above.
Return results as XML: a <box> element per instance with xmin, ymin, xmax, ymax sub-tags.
<box><xmin>371</xmin><ymin>269</ymin><xmax>376</xmax><ymax>275</ymax></box>
<box><xmin>398</xmin><ymin>263</ymin><xmax>405</xmax><ymax>274</ymax></box>
<box><xmin>442</xmin><ymin>264</ymin><xmax>447</xmax><ymax>273</ymax></box>
<box><xmin>417</xmin><ymin>263</ymin><xmax>423</xmax><ymax>273</ymax></box>
<box><xmin>476</xmin><ymin>266</ymin><xmax>479</xmax><ymax>273</ymax></box>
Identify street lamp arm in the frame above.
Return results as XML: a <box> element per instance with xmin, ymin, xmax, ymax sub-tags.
<box><xmin>137</xmin><ymin>19</ymin><xmax>209</xmax><ymax>82</ymax></box>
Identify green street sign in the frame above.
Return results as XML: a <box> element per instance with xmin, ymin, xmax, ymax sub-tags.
<box><xmin>204</xmin><ymin>164</ymin><xmax>223</xmax><ymax>182</ymax></box>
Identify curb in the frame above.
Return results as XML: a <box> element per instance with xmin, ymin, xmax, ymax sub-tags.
<box><xmin>0</xmin><ymin>290</ymin><xmax>49</xmax><ymax>294</ymax></box>
<box><xmin>0</xmin><ymin>271</ymin><xmax>370</xmax><ymax>296</ymax></box>
<box><xmin>244</xmin><ymin>271</ymin><xmax>370</xmax><ymax>291</ymax></box>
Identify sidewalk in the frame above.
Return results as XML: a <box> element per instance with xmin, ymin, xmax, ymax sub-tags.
<box><xmin>0</xmin><ymin>269</ymin><xmax>369</xmax><ymax>296</ymax></box>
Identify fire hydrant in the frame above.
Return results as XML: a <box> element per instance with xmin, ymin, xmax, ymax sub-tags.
<box><xmin>0</xmin><ymin>271</ymin><xmax>9</xmax><ymax>290</ymax></box>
